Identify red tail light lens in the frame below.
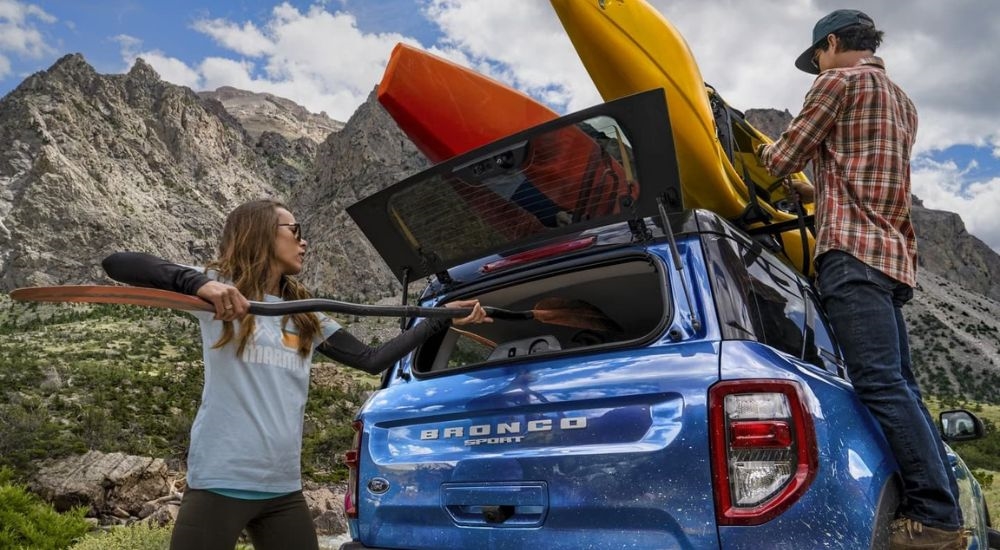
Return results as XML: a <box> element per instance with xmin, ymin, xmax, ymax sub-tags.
<box><xmin>709</xmin><ymin>380</ymin><xmax>817</xmax><ymax>525</ymax></box>
<box><xmin>344</xmin><ymin>420</ymin><xmax>362</xmax><ymax>519</ymax></box>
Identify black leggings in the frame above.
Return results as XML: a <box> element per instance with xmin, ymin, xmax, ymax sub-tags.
<box><xmin>170</xmin><ymin>489</ymin><xmax>319</xmax><ymax>550</ymax></box>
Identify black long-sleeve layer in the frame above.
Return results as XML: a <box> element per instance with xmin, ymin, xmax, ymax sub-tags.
<box><xmin>101</xmin><ymin>251</ymin><xmax>449</xmax><ymax>374</ymax></box>
<box><xmin>317</xmin><ymin>318</ymin><xmax>449</xmax><ymax>374</ymax></box>
<box><xmin>102</xmin><ymin>252</ymin><xmax>212</xmax><ymax>295</ymax></box>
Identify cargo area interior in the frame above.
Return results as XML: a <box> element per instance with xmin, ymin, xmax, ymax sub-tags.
<box><xmin>414</xmin><ymin>257</ymin><xmax>668</xmax><ymax>373</ymax></box>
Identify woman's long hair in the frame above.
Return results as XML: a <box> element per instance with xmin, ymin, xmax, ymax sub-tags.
<box><xmin>207</xmin><ymin>199</ymin><xmax>320</xmax><ymax>358</ymax></box>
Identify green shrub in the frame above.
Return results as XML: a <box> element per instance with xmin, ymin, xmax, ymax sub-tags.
<box><xmin>972</xmin><ymin>469</ymin><xmax>994</xmax><ymax>489</ymax></box>
<box><xmin>69</xmin><ymin>524</ymin><xmax>171</xmax><ymax>550</ymax></box>
<box><xmin>0</xmin><ymin>467</ymin><xmax>90</xmax><ymax>550</ymax></box>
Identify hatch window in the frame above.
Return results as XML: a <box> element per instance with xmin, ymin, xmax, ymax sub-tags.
<box><xmin>385</xmin><ymin>115</ymin><xmax>639</xmax><ymax>268</ymax></box>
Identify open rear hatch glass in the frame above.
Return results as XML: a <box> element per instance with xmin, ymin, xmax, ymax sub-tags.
<box><xmin>348</xmin><ymin>89</ymin><xmax>683</xmax><ymax>283</ymax></box>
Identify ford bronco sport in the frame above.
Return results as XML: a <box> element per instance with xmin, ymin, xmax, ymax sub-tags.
<box><xmin>340</xmin><ymin>90</ymin><xmax>995</xmax><ymax>549</ymax></box>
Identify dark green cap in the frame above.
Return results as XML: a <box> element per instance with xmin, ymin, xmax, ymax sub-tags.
<box><xmin>795</xmin><ymin>9</ymin><xmax>875</xmax><ymax>74</ymax></box>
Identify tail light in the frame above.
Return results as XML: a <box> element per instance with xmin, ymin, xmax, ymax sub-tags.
<box><xmin>709</xmin><ymin>380</ymin><xmax>817</xmax><ymax>525</ymax></box>
<box><xmin>344</xmin><ymin>420</ymin><xmax>362</xmax><ymax>519</ymax></box>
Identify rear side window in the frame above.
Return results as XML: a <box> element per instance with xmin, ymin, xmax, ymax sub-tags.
<box><xmin>744</xmin><ymin>254</ymin><xmax>806</xmax><ymax>358</ymax></box>
<box><xmin>705</xmin><ymin>235</ymin><xmax>806</xmax><ymax>358</ymax></box>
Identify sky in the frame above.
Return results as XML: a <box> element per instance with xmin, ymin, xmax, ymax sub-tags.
<box><xmin>1</xmin><ymin>0</ymin><xmax>998</xmax><ymax>252</ymax></box>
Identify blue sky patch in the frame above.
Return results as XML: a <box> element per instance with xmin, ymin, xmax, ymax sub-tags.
<box><xmin>923</xmin><ymin>144</ymin><xmax>1000</xmax><ymax>184</ymax></box>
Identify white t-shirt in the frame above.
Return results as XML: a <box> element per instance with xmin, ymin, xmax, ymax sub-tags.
<box><xmin>185</xmin><ymin>283</ymin><xmax>341</xmax><ymax>492</ymax></box>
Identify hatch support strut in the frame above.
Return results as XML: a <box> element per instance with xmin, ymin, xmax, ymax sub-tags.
<box><xmin>657</xmin><ymin>195</ymin><xmax>701</xmax><ymax>333</ymax></box>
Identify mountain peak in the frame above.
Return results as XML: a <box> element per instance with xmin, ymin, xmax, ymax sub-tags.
<box><xmin>198</xmin><ymin>86</ymin><xmax>344</xmax><ymax>144</ymax></box>
<box><xmin>126</xmin><ymin>57</ymin><xmax>162</xmax><ymax>83</ymax></box>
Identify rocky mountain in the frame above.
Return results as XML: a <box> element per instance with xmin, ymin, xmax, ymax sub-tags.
<box><xmin>0</xmin><ymin>54</ymin><xmax>288</xmax><ymax>288</ymax></box>
<box><xmin>288</xmin><ymin>88</ymin><xmax>428</xmax><ymax>300</ymax></box>
<box><xmin>0</xmin><ymin>54</ymin><xmax>997</xmax><ymax>400</ymax></box>
<box><xmin>198</xmin><ymin>86</ymin><xmax>344</xmax><ymax>144</ymax></box>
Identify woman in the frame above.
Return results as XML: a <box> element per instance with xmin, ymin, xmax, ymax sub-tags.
<box><xmin>102</xmin><ymin>199</ymin><xmax>489</xmax><ymax>550</ymax></box>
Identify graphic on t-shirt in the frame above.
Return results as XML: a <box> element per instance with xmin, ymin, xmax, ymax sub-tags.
<box><xmin>281</xmin><ymin>331</ymin><xmax>301</xmax><ymax>350</ymax></box>
<box><xmin>236</xmin><ymin>321</ymin><xmax>309</xmax><ymax>373</ymax></box>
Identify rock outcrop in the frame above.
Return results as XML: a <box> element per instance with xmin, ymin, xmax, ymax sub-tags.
<box><xmin>199</xmin><ymin>86</ymin><xmax>344</xmax><ymax>144</ymax></box>
<box><xmin>31</xmin><ymin>451</ymin><xmax>349</xmax><ymax>534</ymax></box>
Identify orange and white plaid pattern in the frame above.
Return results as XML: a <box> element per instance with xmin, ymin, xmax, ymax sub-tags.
<box><xmin>761</xmin><ymin>57</ymin><xmax>919</xmax><ymax>287</ymax></box>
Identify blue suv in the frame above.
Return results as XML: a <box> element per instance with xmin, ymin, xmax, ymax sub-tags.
<box><xmin>340</xmin><ymin>90</ymin><xmax>995</xmax><ymax>549</ymax></box>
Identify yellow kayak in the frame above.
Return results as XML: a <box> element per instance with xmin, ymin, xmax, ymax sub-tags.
<box><xmin>550</xmin><ymin>0</ymin><xmax>815</xmax><ymax>275</ymax></box>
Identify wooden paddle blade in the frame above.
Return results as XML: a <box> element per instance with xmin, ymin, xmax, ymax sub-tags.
<box><xmin>531</xmin><ymin>297</ymin><xmax>623</xmax><ymax>333</ymax></box>
<box><xmin>10</xmin><ymin>285</ymin><xmax>214</xmax><ymax>312</ymax></box>
<box><xmin>449</xmin><ymin>327</ymin><xmax>497</xmax><ymax>349</ymax></box>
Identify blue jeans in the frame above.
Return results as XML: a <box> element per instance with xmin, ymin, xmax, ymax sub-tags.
<box><xmin>815</xmin><ymin>250</ymin><xmax>961</xmax><ymax>530</ymax></box>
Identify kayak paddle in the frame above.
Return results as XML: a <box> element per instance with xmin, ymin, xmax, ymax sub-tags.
<box><xmin>10</xmin><ymin>286</ymin><xmax>621</xmax><ymax>332</ymax></box>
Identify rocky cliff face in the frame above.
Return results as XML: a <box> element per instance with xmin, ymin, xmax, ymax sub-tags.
<box><xmin>911</xmin><ymin>197</ymin><xmax>1000</xmax><ymax>302</ymax></box>
<box><xmin>198</xmin><ymin>86</ymin><xmax>344</xmax><ymax>144</ymax></box>
<box><xmin>290</xmin><ymin>88</ymin><xmax>428</xmax><ymax>300</ymax></box>
<box><xmin>0</xmin><ymin>55</ymin><xmax>287</xmax><ymax>288</ymax></box>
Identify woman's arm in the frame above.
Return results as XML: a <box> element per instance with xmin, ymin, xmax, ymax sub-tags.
<box><xmin>317</xmin><ymin>318</ymin><xmax>450</xmax><ymax>374</ymax></box>
<box><xmin>317</xmin><ymin>299</ymin><xmax>490</xmax><ymax>374</ymax></box>
<box><xmin>102</xmin><ymin>252</ymin><xmax>211</xmax><ymax>295</ymax></box>
<box><xmin>102</xmin><ymin>252</ymin><xmax>247</xmax><ymax>320</ymax></box>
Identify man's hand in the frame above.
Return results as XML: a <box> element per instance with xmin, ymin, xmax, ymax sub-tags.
<box><xmin>196</xmin><ymin>281</ymin><xmax>250</xmax><ymax>321</ymax></box>
<box><xmin>755</xmin><ymin>143</ymin><xmax>769</xmax><ymax>167</ymax></box>
<box><xmin>782</xmin><ymin>179</ymin><xmax>816</xmax><ymax>204</ymax></box>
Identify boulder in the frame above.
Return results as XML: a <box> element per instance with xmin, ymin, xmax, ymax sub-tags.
<box><xmin>31</xmin><ymin>450</ymin><xmax>170</xmax><ymax>515</ymax></box>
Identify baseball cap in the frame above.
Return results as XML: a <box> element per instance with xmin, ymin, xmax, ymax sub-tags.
<box><xmin>795</xmin><ymin>9</ymin><xmax>876</xmax><ymax>74</ymax></box>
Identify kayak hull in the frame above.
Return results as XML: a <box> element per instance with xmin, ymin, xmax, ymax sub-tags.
<box><xmin>550</xmin><ymin>0</ymin><xmax>815</xmax><ymax>274</ymax></box>
<box><xmin>378</xmin><ymin>43</ymin><xmax>559</xmax><ymax>164</ymax></box>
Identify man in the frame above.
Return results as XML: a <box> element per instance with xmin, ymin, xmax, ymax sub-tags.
<box><xmin>756</xmin><ymin>9</ymin><xmax>965</xmax><ymax>550</ymax></box>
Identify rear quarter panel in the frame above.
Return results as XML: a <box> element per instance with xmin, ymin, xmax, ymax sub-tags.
<box><xmin>717</xmin><ymin>341</ymin><xmax>898</xmax><ymax>549</ymax></box>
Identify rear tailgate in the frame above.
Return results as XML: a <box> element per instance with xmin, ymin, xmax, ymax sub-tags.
<box><xmin>351</xmin><ymin>344</ymin><xmax>720</xmax><ymax>549</ymax></box>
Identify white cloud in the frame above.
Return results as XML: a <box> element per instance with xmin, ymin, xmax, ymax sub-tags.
<box><xmin>113</xmin><ymin>2</ymin><xmax>419</xmax><ymax>121</ymax></box>
<box><xmin>191</xmin><ymin>18</ymin><xmax>273</xmax><ymax>58</ymax></box>
<box><xmin>0</xmin><ymin>0</ymin><xmax>56</xmax><ymax>79</ymax></box>
<box><xmin>423</xmin><ymin>0</ymin><xmax>599</xmax><ymax>112</ymax></box>
<box><xmin>115</xmin><ymin>34</ymin><xmax>203</xmax><ymax>90</ymax></box>
<box><xmin>135</xmin><ymin>52</ymin><xmax>203</xmax><ymax>90</ymax></box>
<box><xmin>912</xmin><ymin>158</ymin><xmax>1000</xmax><ymax>252</ymax></box>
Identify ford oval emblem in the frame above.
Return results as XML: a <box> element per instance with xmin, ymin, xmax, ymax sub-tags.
<box><xmin>367</xmin><ymin>477</ymin><xmax>390</xmax><ymax>494</ymax></box>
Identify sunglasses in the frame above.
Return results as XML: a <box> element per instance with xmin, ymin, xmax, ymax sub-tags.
<box><xmin>811</xmin><ymin>39</ymin><xmax>829</xmax><ymax>70</ymax></box>
<box><xmin>811</xmin><ymin>47</ymin><xmax>826</xmax><ymax>70</ymax></box>
<box><xmin>278</xmin><ymin>223</ymin><xmax>304</xmax><ymax>241</ymax></box>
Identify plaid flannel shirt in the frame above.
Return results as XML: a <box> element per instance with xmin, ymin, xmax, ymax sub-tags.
<box><xmin>760</xmin><ymin>57</ymin><xmax>919</xmax><ymax>287</ymax></box>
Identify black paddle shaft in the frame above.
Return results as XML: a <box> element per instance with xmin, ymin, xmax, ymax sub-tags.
<box><xmin>247</xmin><ymin>299</ymin><xmax>532</xmax><ymax>320</ymax></box>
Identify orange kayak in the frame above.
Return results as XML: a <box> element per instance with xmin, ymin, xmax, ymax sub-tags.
<box><xmin>378</xmin><ymin>43</ymin><xmax>559</xmax><ymax>163</ymax></box>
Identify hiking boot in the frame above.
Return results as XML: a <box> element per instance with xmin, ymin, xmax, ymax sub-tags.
<box><xmin>889</xmin><ymin>517</ymin><xmax>966</xmax><ymax>549</ymax></box>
